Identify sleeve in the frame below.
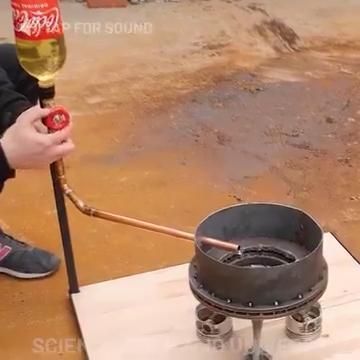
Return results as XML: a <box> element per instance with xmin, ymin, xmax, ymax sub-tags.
<box><xmin>0</xmin><ymin>66</ymin><xmax>30</xmax><ymax>189</ymax></box>
<box><xmin>0</xmin><ymin>141</ymin><xmax>15</xmax><ymax>191</ymax></box>
<box><xmin>0</xmin><ymin>66</ymin><xmax>32</xmax><ymax>133</ymax></box>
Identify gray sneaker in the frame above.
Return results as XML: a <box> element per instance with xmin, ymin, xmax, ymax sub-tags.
<box><xmin>0</xmin><ymin>231</ymin><xmax>60</xmax><ymax>279</ymax></box>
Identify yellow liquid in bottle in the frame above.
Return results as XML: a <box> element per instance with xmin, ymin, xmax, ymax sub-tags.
<box><xmin>15</xmin><ymin>35</ymin><xmax>66</xmax><ymax>88</ymax></box>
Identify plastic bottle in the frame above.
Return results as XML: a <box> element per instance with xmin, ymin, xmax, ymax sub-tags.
<box><xmin>11</xmin><ymin>0</ymin><xmax>66</xmax><ymax>89</ymax></box>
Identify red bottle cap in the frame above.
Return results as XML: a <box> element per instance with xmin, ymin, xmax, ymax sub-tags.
<box><xmin>44</xmin><ymin>106</ymin><xmax>70</xmax><ymax>132</ymax></box>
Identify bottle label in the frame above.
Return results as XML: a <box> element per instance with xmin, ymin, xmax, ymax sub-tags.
<box><xmin>11</xmin><ymin>0</ymin><xmax>63</xmax><ymax>41</ymax></box>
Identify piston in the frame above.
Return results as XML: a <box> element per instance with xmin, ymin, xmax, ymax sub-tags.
<box><xmin>286</xmin><ymin>302</ymin><xmax>322</xmax><ymax>342</ymax></box>
<box><xmin>195</xmin><ymin>304</ymin><xmax>233</xmax><ymax>349</ymax></box>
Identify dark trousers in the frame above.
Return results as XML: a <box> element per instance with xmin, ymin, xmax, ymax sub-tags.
<box><xmin>0</xmin><ymin>43</ymin><xmax>38</xmax><ymax>106</ymax></box>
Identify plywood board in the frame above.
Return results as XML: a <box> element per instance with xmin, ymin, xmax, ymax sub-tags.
<box><xmin>72</xmin><ymin>233</ymin><xmax>360</xmax><ymax>360</ymax></box>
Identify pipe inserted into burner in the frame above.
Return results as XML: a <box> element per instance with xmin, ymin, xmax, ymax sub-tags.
<box><xmin>53</xmin><ymin>160</ymin><xmax>241</xmax><ymax>253</ymax></box>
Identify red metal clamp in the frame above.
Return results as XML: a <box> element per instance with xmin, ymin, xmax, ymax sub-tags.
<box><xmin>43</xmin><ymin>106</ymin><xmax>70</xmax><ymax>132</ymax></box>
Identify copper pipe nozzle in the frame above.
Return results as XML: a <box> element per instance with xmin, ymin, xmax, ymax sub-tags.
<box><xmin>53</xmin><ymin>161</ymin><xmax>240</xmax><ymax>253</ymax></box>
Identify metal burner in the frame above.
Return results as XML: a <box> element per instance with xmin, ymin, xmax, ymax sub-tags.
<box><xmin>188</xmin><ymin>203</ymin><xmax>328</xmax><ymax>360</ymax></box>
<box><xmin>189</xmin><ymin>203</ymin><xmax>328</xmax><ymax>320</ymax></box>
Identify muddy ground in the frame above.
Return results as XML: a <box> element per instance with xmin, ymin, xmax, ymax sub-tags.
<box><xmin>0</xmin><ymin>0</ymin><xmax>360</xmax><ymax>358</ymax></box>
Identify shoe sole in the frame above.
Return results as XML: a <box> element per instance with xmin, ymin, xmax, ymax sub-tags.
<box><xmin>0</xmin><ymin>267</ymin><xmax>57</xmax><ymax>279</ymax></box>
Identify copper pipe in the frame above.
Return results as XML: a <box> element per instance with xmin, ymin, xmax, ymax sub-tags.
<box><xmin>54</xmin><ymin>161</ymin><xmax>240</xmax><ymax>253</ymax></box>
<box><xmin>39</xmin><ymin>92</ymin><xmax>240</xmax><ymax>252</ymax></box>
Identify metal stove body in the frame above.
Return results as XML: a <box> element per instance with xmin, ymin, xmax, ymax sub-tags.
<box><xmin>188</xmin><ymin>203</ymin><xmax>328</xmax><ymax>359</ymax></box>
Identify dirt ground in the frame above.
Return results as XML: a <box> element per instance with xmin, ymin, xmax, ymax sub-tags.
<box><xmin>1</xmin><ymin>0</ymin><xmax>360</xmax><ymax>358</ymax></box>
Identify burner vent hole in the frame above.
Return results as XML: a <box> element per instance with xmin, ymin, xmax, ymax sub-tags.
<box><xmin>221</xmin><ymin>246</ymin><xmax>296</xmax><ymax>267</ymax></box>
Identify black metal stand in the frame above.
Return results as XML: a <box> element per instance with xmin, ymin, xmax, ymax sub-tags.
<box><xmin>39</xmin><ymin>87</ymin><xmax>80</xmax><ymax>294</ymax></box>
<box><xmin>49</xmin><ymin>163</ymin><xmax>80</xmax><ymax>294</ymax></box>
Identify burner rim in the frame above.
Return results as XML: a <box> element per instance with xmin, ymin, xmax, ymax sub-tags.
<box><xmin>189</xmin><ymin>260</ymin><xmax>328</xmax><ymax>320</ymax></box>
<box><xmin>194</xmin><ymin>202</ymin><xmax>324</xmax><ymax>270</ymax></box>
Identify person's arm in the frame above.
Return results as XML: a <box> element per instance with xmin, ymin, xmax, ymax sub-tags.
<box><xmin>0</xmin><ymin>66</ymin><xmax>32</xmax><ymax>132</ymax></box>
<box><xmin>0</xmin><ymin>66</ymin><xmax>33</xmax><ymax>187</ymax></box>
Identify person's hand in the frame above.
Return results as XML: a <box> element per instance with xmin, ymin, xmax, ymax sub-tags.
<box><xmin>0</xmin><ymin>105</ymin><xmax>75</xmax><ymax>170</ymax></box>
